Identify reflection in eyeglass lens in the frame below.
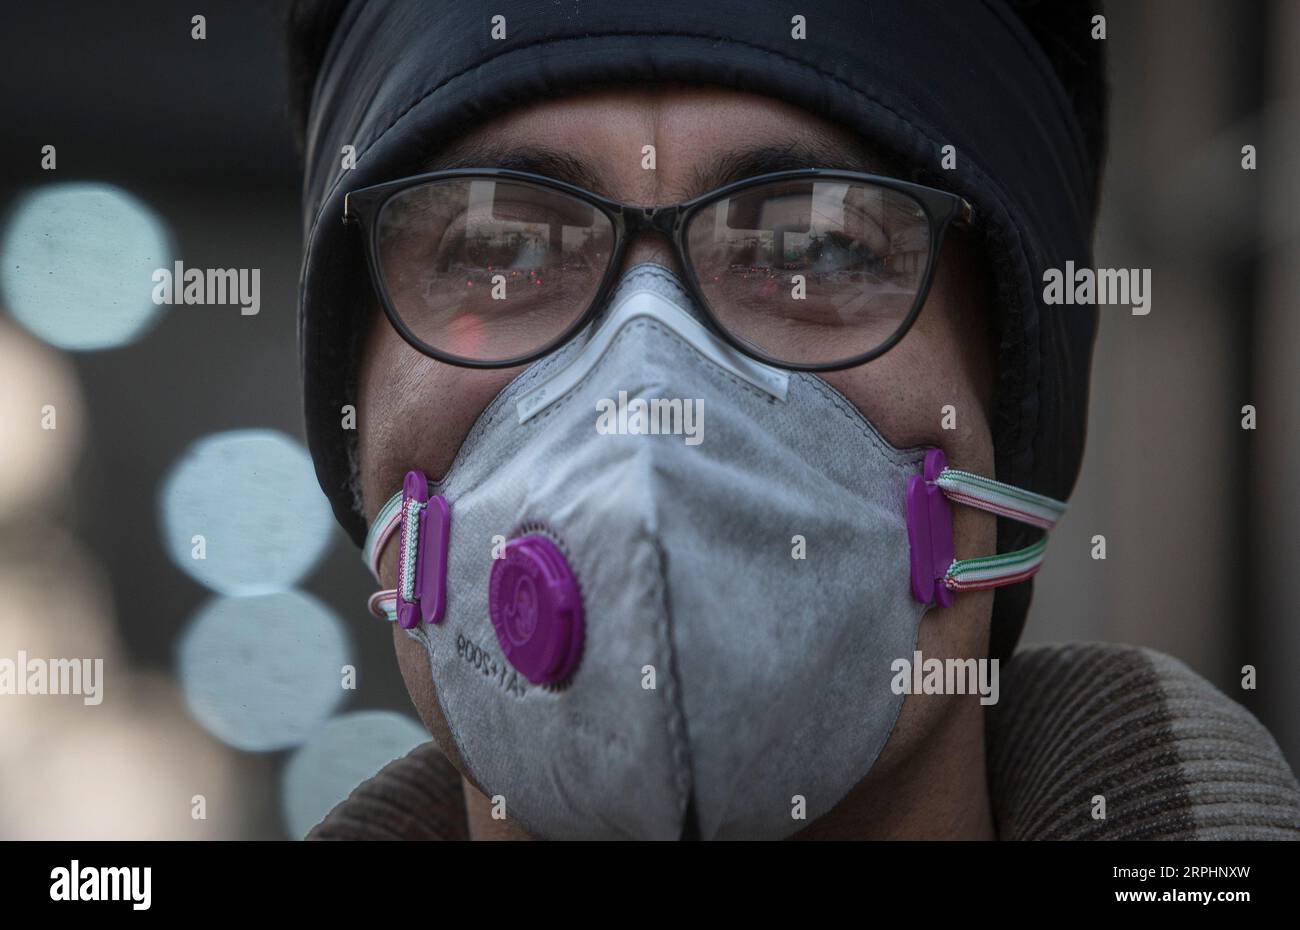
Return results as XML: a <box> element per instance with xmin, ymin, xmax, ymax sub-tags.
<box><xmin>687</xmin><ymin>180</ymin><xmax>931</xmax><ymax>365</ymax></box>
<box><xmin>377</xmin><ymin>179</ymin><xmax>614</xmax><ymax>362</ymax></box>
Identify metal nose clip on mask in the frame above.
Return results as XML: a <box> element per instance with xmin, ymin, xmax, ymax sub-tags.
<box><xmin>361</xmin><ymin>263</ymin><xmax>1065</xmax><ymax>840</ymax></box>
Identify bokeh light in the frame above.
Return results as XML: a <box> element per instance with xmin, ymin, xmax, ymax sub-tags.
<box><xmin>0</xmin><ymin>318</ymin><xmax>84</xmax><ymax>521</ymax></box>
<box><xmin>177</xmin><ymin>590</ymin><xmax>350</xmax><ymax>752</ymax></box>
<box><xmin>0</xmin><ymin>182</ymin><xmax>172</xmax><ymax>351</ymax></box>
<box><xmin>0</xmin><ymin>674</ymin><xmax>244</xmax><ymax>840</ymax></box>
<box><xmin>0</xmin><ymin>532</ymin><xmax>245</xmax><ymax>839</ymax></box>
<box><xmin>0</xmin><ymin>528</ymin><xmax>119</xmax><ymax>752</ymax></box>
<box><xmin>159</xmin><ymin>429</ymin><xmax>334</xmax><ymax>595</ymax></box>
<box><xmin>281</xmin><ymin>710</ymin><xmax>430</xmax><ymax>839</ymax></box>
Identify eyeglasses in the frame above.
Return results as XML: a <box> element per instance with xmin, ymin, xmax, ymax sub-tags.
<box><xmin>343</xmin><ymin>168</ymin><xmax>973</xmax><ymax>371</ymax></box>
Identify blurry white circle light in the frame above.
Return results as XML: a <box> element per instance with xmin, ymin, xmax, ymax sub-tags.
<box><xmin>177</xmin><ymin>590</ymin><xmax>350</xmax><ymax>752</ymax></box>
<box><xmin>0</xmin><ymin>182</ymin><xmax>171</xmax><ymax>351</ymax></box>
<box><xmin>281</xmin><ymin>711</ymin><xmax>429</xmax><ymax>839</ymax></box>
<box><xmin>159</xmin><ymin>429</ymin><xmax>334</xmax><ymax>596</ymax></box>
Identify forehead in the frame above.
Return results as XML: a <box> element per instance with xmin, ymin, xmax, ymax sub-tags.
<box><xmin>418</xmin><ymin>84</ymin><xmax>903</xmax><ymax>202</ymax></box>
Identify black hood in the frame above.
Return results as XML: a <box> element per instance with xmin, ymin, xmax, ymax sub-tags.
<box><xmin>296</xmin><ymin>0</ymin><xmax>1105</xmax><ymax>660</ymax></box>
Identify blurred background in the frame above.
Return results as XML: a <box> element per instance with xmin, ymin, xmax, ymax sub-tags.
<box><xmin>0</xmin><ymin>0</ymin><xmax>1295</xmax><ymax>839</ymax></box>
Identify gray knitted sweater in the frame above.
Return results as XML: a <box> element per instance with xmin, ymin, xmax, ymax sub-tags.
<box><xmin>309</xmin><ymin>643</ymin><xmax>1300</xmax><ymax>840</ymax></box>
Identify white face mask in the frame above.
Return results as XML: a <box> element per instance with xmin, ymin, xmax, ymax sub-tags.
<box><xmin>362</xmin><ymin>263</ymin><xmax>1065</xmax><ymax>839</ymax></box>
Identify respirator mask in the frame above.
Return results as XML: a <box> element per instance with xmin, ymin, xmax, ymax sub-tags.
<box><xmin>359</xmin><ymin>263</ymin><xmax>1065</xmax><ymax>840</ymax></box>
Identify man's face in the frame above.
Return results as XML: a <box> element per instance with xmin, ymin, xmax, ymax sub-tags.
<box><xmin>357</xmin><ymin>85</ymin><xmax>999</xmax><ymax>829</ymax></box>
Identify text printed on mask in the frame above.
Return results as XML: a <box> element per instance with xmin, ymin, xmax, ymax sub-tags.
<box><xmin>457</xmin><ymin>633</ymin><xmax>528</xmax><ymax>697</ymax></box>
<box><xmin>595</xmin><ymin>391</ymin><xmax>703</xmax><ymax>445</ymax></box>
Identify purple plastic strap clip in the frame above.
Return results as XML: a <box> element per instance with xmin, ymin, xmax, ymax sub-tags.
<box><xmin>395</xmin><ymin>469</ymin><xmax>452</xmax><ymax>630</ymax></box>
<box><xmin>906</xmin><ymin>448</ymin><xmax>955</xmax><ymax>608</ymax></box>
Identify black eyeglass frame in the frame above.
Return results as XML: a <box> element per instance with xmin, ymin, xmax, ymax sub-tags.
<box><xmin>343</xmin><ymin>167</ymin><xmax>974</xmax><ymax>372</ymax></box>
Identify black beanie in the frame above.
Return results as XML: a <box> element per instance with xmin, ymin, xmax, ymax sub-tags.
<box><xmin>293</xmin><ymin>0</ymin><xmax>1107</xmax><ymax>661</ymax></box>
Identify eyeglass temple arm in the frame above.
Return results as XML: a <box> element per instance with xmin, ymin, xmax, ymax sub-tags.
<box><xmin>954</xmin><ymin>198</ymin><xmax>975</xmax><ymax>229</ymax></box>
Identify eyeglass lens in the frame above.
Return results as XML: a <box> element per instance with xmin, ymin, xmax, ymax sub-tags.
<box><xmin>374</xmin><ymin>175</ymin><xmax>932</xmax><ymax>366</ymax></box>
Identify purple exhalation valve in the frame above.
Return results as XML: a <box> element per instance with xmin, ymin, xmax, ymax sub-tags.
<box><xmin>906</xmin><ymin>448</ymin><xmax>955</xmax><ymax>608</ymax></box>
<box><xmin>395</xmin><ymin>469</ymin><xmax>452</xmax><ymax>630</ymax></box>
<box><xmin>488</xmin><ymin>534</ymin><xmax>585</xmax><ymax>685</ymax></box>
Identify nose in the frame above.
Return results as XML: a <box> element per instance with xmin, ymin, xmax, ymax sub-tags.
<box><xmin>616</xmin><ymin>222</ymin><xmax>682</xmax><ymax>280</ymax></box>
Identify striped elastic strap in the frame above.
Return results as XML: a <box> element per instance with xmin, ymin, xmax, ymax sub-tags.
<box><xmin>364</xmin><ymin>488</ymin><xmax>406</xmax><ymax>579</ymax></box>
<box><xmin>368</xmin><ymin>590</ymin><xmax>399</xmax><ymax>622</ymax></box>
<box><xmin>363</xmin><ymin>487</ymin><xmax>409</xmax><ymax>622</ymax></box>
<box><xmin>361</xmin><ymin>467</ymin><xmax>1067</xmax><ymax>614</ymax></box>
<box><xmin>937</xmin><ymin>469</ymin><xmax>1066</xmax><ymax>592</ymax></box>
<box><xmin>946</xmin><ymin>537</ymin><xmax>1049</xmax><ymax>592</ymax></box>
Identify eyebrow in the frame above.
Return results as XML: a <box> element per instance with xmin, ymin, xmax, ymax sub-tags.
<box><xmin>689</xmin><ymin>138</ymin><xmax>895</xmax><ymax>197</ymax></box>
<box><xmin>421</xmin><ymin>136</ymin><xmax>900</xmax><ymax>201</ymax></box>
<box><xmin>422</xmin><ymin>143</ymin><xmax>606</xmax><ymax>195</ymax></box>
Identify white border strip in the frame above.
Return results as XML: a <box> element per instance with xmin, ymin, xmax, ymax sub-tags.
<box><xmin>515</xmin><ymin>287</ymin><xmax>789</xmax><ymax>423</ymax></box>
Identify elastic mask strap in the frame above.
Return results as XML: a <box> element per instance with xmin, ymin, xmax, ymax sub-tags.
<box><xmin>934</xmin><ymin>468</ymin><xmax>1064</xmax><ymax>531</ymax></box>
<box><xmin>361</xmin><ymin>456</ymin><xmax>1067</xmax><ymax>620</ymax></box>
<box><xmin>907</xmin><ymin>449</ymin><xmax>1066</xmax><ymax>607</ymax></box>
<box><xmin>362</xmin><ymin>487</ymin><xmax>402</xmax><ymax>621</ymax></box>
